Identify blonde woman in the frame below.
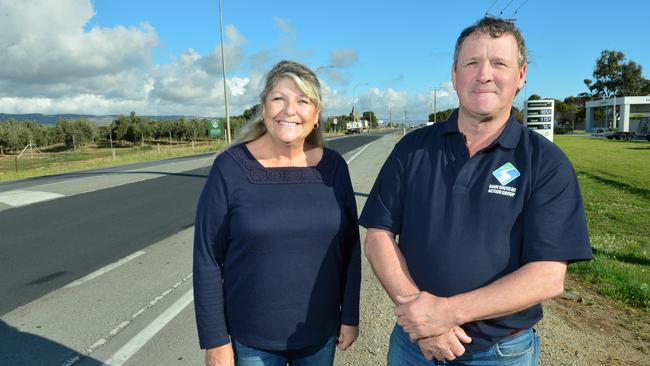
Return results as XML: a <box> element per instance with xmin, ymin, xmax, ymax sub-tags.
<box><xmin>193</xmin><ymin>60</ymin><xmax>360</xmax><ymax>366</ymax></box>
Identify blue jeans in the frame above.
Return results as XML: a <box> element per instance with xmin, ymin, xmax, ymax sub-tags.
<box><xmin>387</xmin><ymin>324</ymin><xmax>541</xmax><ymax>365</ymax></box>
<box><xmin>233</xmin><ymin>336</ymin><xmax>336</xmax><ymax>366</ymax></box>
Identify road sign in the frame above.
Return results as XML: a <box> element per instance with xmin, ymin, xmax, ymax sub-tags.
<box><xmin>525</xmin><ymin>99</ymin><xmax>554</xmax><ymax>142</ymax></box>
<box><xmin>208</xmin><ymin>119</ymin><xmax>224</xmax><ymax>138</ymax></box>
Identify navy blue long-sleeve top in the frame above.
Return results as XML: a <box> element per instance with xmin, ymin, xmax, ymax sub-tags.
<box><xmin>193</xmin><ymin>144</ymin><xmax>361</xmax><ymax>351</ymax></box>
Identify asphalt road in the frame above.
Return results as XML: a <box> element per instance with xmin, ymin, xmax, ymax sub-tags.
<box><xmin>0</xmin><ymin>132</ymin><xmax>391</xmax><ymax>316</ymax></box>
<box><xmin>0</xmin><ymin>152</ymin><xmax>216</xmax><ymax>193</ymax></box>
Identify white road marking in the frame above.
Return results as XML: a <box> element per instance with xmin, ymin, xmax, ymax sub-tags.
<box><xmin>345</xmin><ymin>141</ymin><xmax>376</xmax><ymax>164</ymax></box>
<box><xmin>102</xmin><ymin>289</ymin><xmax>194</xmax><ymax>366</ymax></box>
<box><xmin>0</xmin><ymin>190</ymin><xmax>64</xmax><ymax>207</ymax></box>
<box><xmin>60</xmin><ymin>273</ymin><xmax>193</xmax><ymax>366</ymax></box>
<box><xmin>61</xmin><ymin>356</ymin><xmax>81</xmax><ymax>366</ymax></box>
<box><xmin>64</xmin><ymin>251</ymin><xmax>146</xmax><ymax>288</ymax></box>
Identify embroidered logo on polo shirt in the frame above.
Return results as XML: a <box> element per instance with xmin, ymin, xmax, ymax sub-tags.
<box><xmin>492</xmin><ymin>163</ymin><xmax>520</xmax><ymax>186</ymax></box>
<box><xmin>488</xmin><ymin>163</ymin><xmax>520</xmax><ymax>198</ymax></box>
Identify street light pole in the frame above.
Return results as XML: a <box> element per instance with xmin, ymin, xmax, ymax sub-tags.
<box><xmin>435</xmin><ymin>91</ymin><xmax>438</xmax><ymax>123</ymax></box>
<box><xmin>218</xmin><ymin>0</ymin><xmax>231</xmax><ymax>144</ymax></box>
<box><xmin>432</xmin><ymin>88</ymin><xmax>438</xmax><ymax>123</ymax></box>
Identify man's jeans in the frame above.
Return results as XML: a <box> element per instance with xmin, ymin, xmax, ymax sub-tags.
<box><xmin>233</xmin><ymin>336</ymin><xmax>336</xmax><ymax>366</ymax></box>
<box><xmin>387</xmin><ymin>324</ymin><xmax>541</xmax><ymax>365</ymax></box>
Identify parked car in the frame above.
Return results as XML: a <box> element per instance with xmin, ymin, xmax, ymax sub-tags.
<box><xmin>591</xmin><ymin>127</ymin><xmax>617</xmax><ymax>138</ymax></box>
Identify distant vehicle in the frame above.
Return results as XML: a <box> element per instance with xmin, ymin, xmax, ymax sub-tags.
<box><xmin>591</xmin><ymin>127</ymin><xmax>618</xmax><ymax>138</ymax></box>
<box><xmin>602</xmin><ymin>119</ymin><xmax>650</xmax><ymax>141</ymax></box>
<box><xmin>345</xmin><ymin>121</ymin><xmax>363</xmax><ymax>134</ymax></box>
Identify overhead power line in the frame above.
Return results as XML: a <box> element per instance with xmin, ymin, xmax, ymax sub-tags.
<box><xmin>511</xmin><ymin>0</ymin><xmax>530</xmax><ymax>18</ymax></box>
<box><xmin>485</xmin><ymin>0</ymin><xmax>500</xmax><ymax>16</ymax></box>
<box><xmin>498</xmin><ymin>0</ymin><xmax>515</xmax><ymax>16</ymax></box>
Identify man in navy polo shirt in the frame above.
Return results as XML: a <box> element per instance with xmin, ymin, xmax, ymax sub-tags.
<box><xmin>360</xmin><ymin>16</ymin><xmax>592</xmax><ymax>365</ymax></box>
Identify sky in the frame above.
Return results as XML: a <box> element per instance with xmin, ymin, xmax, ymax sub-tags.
<box><xmin>1</xmin><ymin>0</ymin><xmax>648</xmax><ymax>122</ymax></box>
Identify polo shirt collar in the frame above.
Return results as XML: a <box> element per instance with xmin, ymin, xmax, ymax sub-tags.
<box><xmin>440</xmin><ymin>110</ymin><xmax>461</xmax><ymax>135</ymax></box>
<box><xmin>495</xmin><ymin>114</ymin><xmax>522</xmax><ymax>150</ymax></box>
<box><xmin>441</xmin><ymin>109</ymin><xmax>522</xmax><ymax>150</ymax></box>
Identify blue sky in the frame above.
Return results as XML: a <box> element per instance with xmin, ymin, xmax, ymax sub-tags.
<box><xmin>1</xmin><ymin>0</ymin><xmax>648</xmax><ymax>121</ymax></box>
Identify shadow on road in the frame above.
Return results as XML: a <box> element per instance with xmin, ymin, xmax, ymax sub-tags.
<box><xmin>0</xmin><ymin>320</ymin><xmax>103</xmax><ymax>366</ymax></box>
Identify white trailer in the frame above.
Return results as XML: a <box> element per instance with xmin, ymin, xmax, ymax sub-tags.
<box><xmin>345</xmin><ymin>121</ymin><xmax>363</xmax><ymax>134</ymax></box>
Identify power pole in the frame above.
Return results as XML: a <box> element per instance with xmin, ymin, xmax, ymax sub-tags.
<box><xmin>433</xmin><ymin>89</ymin><xmax>438</xmax><ymax>123</ymax></box>
<box><xmin>218</xmin><ymin>0</ymin><xmax>231</xmax><ymax>144</ymax></box>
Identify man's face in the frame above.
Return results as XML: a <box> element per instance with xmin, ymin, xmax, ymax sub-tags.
<box><xmin>452</xmin><ymin>32</ymin><xmax>526</xmax><ymax>121</ymax></box>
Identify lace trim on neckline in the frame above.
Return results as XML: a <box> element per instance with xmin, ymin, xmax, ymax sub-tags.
<box><xmin>226</xmin><ymin>144</ymin><xmax>337</xmax><ymax>184</ymax></box>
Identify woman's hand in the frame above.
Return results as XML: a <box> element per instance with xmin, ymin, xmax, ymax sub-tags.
<box><xmin>205</xmin><ymin>343</ymin><xmax>234</xmax><ymax>366</ymax></box>
<box><xmin>337</xmin><ymin>325</ymin><xmax>359</xmax><ymax>351</ymax></box>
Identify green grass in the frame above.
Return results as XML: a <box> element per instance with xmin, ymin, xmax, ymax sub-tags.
<box><xmin>0</xmin><ymin>141</ymin><xmax>224</xmax><ymax>182</ymax></box>
<box><xmin>555</xmin><ymin>136</ymin><xmax>650</xmax><ymax>310</ymax></box>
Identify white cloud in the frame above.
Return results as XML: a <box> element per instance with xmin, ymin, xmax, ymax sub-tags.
<box><xmin>320</xmin><ymin>81</ymin><xmax>351</xmax><ymax>116</ymax></box>
<box><xmin>406</xmin><ymin>81</ymin><xmax>458</xmax><ymax>120</ymax></box>
<box><xmin>321</xmin><ymin>86</ymin><xmax>413</xmax><ymax>120</ymax></box>
<box><xmin>0</xmin><ymin>0</ymin><xmax>260</xmax><ymax>116</ymax></box>
<box><xmin>329</xmin><ymin>49</ymin><xmax>358</xmax><ymax>68</ymax></box>
<box><xmin>0</xmin><ymin>0</ymin><xmax>162</xmax><ymax>115</ymax></box>
<box><xmin>0</xmin><ymin>6</ymin><xmax>450</xmax><ymax>121</ymax></box>
<box><xmin>435</xmin><ymin>81</ymin><xmax>459</xmax><ymax>110</ymax></box>
<box><xmin>272</xmin><ymin>16</ymin><xmax>294</xmax><ymax>33</ymax></box>
<box><xmin>0</xmin><ymin>0</ymin><xmax>157</xmax><ymax>83</ymax></box>
<box><xmin>357</xmin><ymin>88</ymin><xmax>409</xmax><ymax>119</ymax></box>
<box><xmin>0</xmin><ymin>94</ymin><xmax>147</xmax><ymax>116</ymax></box>
<box><xmin>198</xmin><ymin>25</ymin><xmax>247</xmax><ymax>74</ymax></box>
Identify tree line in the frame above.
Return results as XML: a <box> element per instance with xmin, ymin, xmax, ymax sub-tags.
<box><xmin>0</xmin><ymin>111</ymin><xmax>253</xmax><ymax>154</ymax></box>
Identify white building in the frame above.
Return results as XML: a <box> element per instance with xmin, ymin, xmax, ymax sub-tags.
<box><xmin>585</xmin><ymin>96</ymin><xmax>650</xmax><ymax>132</ymax></box>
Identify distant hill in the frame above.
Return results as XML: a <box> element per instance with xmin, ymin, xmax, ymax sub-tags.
<box><xmin>0</xmin><ymin>113</ymin><xmax>214</xmax><ymax>126</ymax></box>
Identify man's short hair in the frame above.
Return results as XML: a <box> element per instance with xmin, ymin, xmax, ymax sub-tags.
<box><xmin>453</xmin><ymin>16</ymin><xmax>528</xmax><ymax>68</ymax></box>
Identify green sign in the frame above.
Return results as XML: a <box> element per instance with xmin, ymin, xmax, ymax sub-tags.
<box><xmin>209</xmin><ymin>119</ymin><xmax>224</xmax><ymax>137</ymax></box>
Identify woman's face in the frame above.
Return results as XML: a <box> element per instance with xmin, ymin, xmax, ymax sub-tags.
<box><xmin>262</xmin><ymin>77</ymin><xmax>320</xmax><ymax>146</ymax></box>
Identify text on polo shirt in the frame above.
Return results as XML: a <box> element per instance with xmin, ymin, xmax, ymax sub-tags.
<box><xmin>487</xmin><ymin>184</ymin><xmax>517</xmax><ymax>197</ymax></box>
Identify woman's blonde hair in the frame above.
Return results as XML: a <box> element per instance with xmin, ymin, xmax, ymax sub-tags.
<box><xmin>233</xmin><ymin>60</ymin><xmax>325</xmax><ymax>147</ymax></box>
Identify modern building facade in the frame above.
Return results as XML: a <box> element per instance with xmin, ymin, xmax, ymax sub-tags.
<box><xmin>585</xmin><ymin>96</ymin><xmax>650</xmax><ymax>132</ymax></box>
